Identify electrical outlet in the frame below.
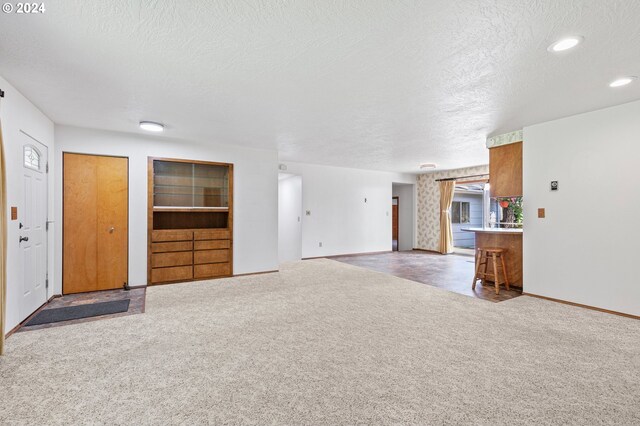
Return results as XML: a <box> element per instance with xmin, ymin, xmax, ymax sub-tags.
<box><xmin>319</xmin><ymin>242</ymin><xmax>322</xmax><ymax>247</ymax></box>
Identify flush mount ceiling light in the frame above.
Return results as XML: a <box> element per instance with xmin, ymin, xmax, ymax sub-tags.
<box><xmin>420</xmin><ymin>163</ymin><xmax>437</xmax><ymax>170</ymax></box>
<box><xmin>139</xmin><ymin>121</ymin><xmax>164</xmax><ymax>132</ymax></box>
<box><xmin>609</xmin><ymin>76</ymin><xmax>637</xmax><ymax>88</ymax></box>
<box><xmin>547</xmin><ymin>36</ymin><xmax>583</xmax><ymax>52</ymax></box>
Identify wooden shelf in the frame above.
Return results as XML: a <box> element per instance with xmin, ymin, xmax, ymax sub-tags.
<box><xmin>153</xmin><ymin>207</ymin><xmax>229</xmax><ymax>213</ymax></box>
<box><xmin>148</xmin><ymin>157</ymin><xmax>234</xmax><ymax>285</ymax></box>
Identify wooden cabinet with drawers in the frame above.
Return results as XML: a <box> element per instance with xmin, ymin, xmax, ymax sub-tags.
<box><xmin>148</xmin><ymin>158</ymin><xmax>233</xmax><ymax>285</ymax></box>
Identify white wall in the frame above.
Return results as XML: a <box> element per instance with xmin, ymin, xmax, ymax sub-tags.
<box><xmin>54</xmin><ymin>125</ymin><xmax>279</xmax><ymax>295</ymax></box>
<box><xmin>282</xmin><ymin>162</ymin><xmax>416</xmax><ymax>258</ymax></box>
<box><xmin>523</xmin><ymin>100</ymin><xmax>640</xmax><ymax>317</ymax></box>
<box><xmin>278</xmin><ymin>174</ymin><xmax>302</xmax><ymax>263</ymax></box>
<box><xmin>1</xmin><ymin>75</ymin><xmax>55</xmax><ymax>331</ymax></box>
<box><xmin>392</xmin><ymin>183</ymin><xmax>415</xmax><ymax>251</ymax></box>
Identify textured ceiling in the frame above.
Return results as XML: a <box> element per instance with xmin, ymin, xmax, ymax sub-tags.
<box><xmin>1</xmin><ymin>0</ymin><xmax>639</xmax><ymax>172</ymax></box>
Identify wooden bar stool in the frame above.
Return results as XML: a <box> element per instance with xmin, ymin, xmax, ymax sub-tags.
<box><xmin>472</xmin><ymin>247</ymin><xmax>510</xmax><ymax>295</ymax></box>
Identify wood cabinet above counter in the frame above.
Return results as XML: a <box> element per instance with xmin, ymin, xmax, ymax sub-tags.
<box><xmin>489</xmin><ymin>141</ymin><xmax>522</xmax><ymax>197</ymax></box>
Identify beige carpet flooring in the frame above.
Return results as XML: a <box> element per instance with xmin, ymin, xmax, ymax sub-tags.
<box><xmin>1</xmin><ymin>259</ymin><xmax>639</xmax><ymax>425</ymax></box>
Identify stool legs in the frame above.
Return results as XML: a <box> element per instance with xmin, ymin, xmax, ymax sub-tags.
<box><xmin>500</xmin><ymin>254</ymin><xmax>510</xmax><ymax>291</ymax></box>
<box><xmin>472</xmin><ymin>249</ymin><xmax>482</xmax><ymax>290</ymax></box>
<box><xmin>472</xmin><ymin>248</ymin><xmax>510</xmax><ymax>294</ymax></box>
<box><xmin>482</xmin><ymin>253</ymin><xmax>489</xmax><ymax>286</ymax></box>
<box><xmin>491</xmin><ymin>253</ymin><xmax>500</xmax><ymax>295</ymax></box>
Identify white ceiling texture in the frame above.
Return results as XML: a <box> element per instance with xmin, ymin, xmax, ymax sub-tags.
<box><xmin>1</xmin><ymin>0</ymin><xmax>639</xmax><ymax>173</ymax></box>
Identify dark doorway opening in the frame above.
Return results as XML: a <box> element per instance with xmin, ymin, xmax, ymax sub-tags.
<box><xmin>392</xmin><ymin>196</ymin><xmax>399</xmax><ymax>251</ymax></box>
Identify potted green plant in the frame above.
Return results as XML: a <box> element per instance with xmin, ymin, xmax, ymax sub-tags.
<box><xmin>497</xmin><ymin>196</ymin><xmax>523</xmax><ymax>228</ymax></box>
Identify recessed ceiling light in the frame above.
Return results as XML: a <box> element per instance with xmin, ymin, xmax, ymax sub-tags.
<box><xmin>420</xmin><ymin>163</ymin><xmax>437</xmax><ymax>170</ymax></box>
<box><xmin>547</xmin><ymin>36</ymin><xmax>583</xmax><ymax>52</ymax></box>
<box><xmin>139</xmin><ymin>121</ymin><xmax>164</xmax><ymax>132</ymax></box>
<box><xmin>609</xmin><ymin>76</ymin><xmax>637</xmax><ymax>88</ymax></box>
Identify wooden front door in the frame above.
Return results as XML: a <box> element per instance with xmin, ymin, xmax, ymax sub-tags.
<box><xmin>63</xmin><ymin>153</ymin><xmax>128</xmax><ymax>294</ymax></box>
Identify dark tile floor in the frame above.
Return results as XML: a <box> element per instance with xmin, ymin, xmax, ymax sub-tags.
<box><xmin>330</xmin><ymin>250</ymin><xmax>522</xmax><ymax>302</ymax></box>
<box><xmin>19</xmin><ymin>288</ymin><xmax>146</xmax><ymax>332</ymax></box>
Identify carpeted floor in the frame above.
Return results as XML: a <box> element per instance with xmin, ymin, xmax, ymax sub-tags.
<box><xmin>1</xmin><ymin>259</ymin><xmax>639</xmax><ymax>425</ymax></box>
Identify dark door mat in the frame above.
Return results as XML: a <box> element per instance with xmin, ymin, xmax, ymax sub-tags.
<box><xmin>25</xmin><ymin>299</ymin><xmax>131</xmax><ymax>326</ymax></box>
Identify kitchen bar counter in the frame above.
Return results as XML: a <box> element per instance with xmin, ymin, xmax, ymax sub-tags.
<box><xmin>462</xmin><ymin>227</ymin><xmax>522</xmax><ymax>235</ymax></box>
<box><xmin>462</xmin><ymin>227</ymin><xmax>523</xmax><ymax>288</ymax></box>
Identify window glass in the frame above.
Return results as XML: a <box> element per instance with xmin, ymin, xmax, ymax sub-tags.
<box><xmin>153</xmin><ymin>160</ymin><xmax>229</xmax><ymax>208</ymax></box>
<box><xmin>460</xmin><ymin>202</ymin><xmax>470</xmax><ymax>224</ymax></box>
<box><xmin>451</xmin><ymin>201</ymin><xmax>461</xmax><ymax>223</ymax></box>
<box><xmin>24</xmin><ymin>146</ymin><xmax>41</xmax><ymax>170</ymax></box>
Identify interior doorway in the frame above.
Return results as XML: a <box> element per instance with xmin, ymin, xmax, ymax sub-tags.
<box><xmin>392</xmin><ymin>197</ymin><xmax>399</xmax><ymax>251</ymax></box>
<box><xmin>19</xmin><ymin>135</ymin><xmax>49</xmax><ymax>322</ymax></box>
<box><xmin>278</xmin><ymin>173</ymin><xmax>302</xmax><ymax>263</ymax></box>
<box><xmin>392</xmin><ymin>183</ymin><xmax>414</xmax><ymax>251</ymax></box>
<box><xmin>63</xmin><ymin>153</ymin><xmax>129</xmax><ymax>294</ymax></box>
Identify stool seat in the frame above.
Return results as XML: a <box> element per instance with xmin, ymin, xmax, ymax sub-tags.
<box><xmin>481</xmin><ymin>247</ymin><xmax>504</xmax><ymax>253</ymax></box>
<box><xmin>472</xmin><ymin>247</ymin><xmax>510</xmax><ymax>295</ymax></box>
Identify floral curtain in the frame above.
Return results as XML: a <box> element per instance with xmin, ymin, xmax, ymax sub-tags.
<box><xmin>438</xmin><ymin>180</ymin><xmax>455</xmax><ymax>254</ymax></box>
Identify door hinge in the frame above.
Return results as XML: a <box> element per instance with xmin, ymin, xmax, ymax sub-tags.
<box><xmin>46</xmin><ymin>162</ymin><xmax>49</xmax><ymax>173</ymax></box>
<box><xmin>45</xmin><ymin>277</ymin><xmax>49</xmax><ymax>289</ymax></box>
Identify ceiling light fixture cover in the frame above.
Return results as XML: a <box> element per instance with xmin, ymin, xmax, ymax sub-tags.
<box><xmin>139</xmin><ymin>121</ymin><xmax>164</xmax><ymax>132</ymax></box>
<box><xmin>547</xmin><ymin>36</ymin><xmax>583</xmax><ymax>52</ymax></box>
<box><xmin>609</xmin><ymin>76</ymin><xmax>637</xmax><ymax>87</ymax></box>
<box><xmin>420</xmin><ymin>163</ymin><xmax>437</xmax><ymax>170</ymax></box>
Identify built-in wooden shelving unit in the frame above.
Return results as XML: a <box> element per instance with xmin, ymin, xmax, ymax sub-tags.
<box><xmin>147</xmin><ymin>157</ymin><xmax>233</xmax><ymax>284</ymax></box>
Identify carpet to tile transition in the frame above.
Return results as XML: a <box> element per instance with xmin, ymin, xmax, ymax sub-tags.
<box><xmin>1</xmin><ymin>259</ymin><xmax>639</xmax><ymax>425</ymax></box>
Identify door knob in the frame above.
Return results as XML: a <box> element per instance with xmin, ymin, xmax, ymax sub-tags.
<box><xmin>109</xmin><ymin>227</ymin><xmax>115</xmax><ymax>233</ymax></box>
<box><xmin>19</xmin><ymin>236</ymin><xmax>29</xmax><ymax>243</ymax></box>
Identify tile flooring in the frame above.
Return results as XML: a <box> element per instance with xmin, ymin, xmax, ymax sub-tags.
<box><xmin>19</xmin><ymin>288</ymin><xmax>146</xmax><ymax>332</ymax></box>
<box><xmin>330</xmin><ymin>250</ymin><xmax>522</xmax><ymax>302</ymax></box>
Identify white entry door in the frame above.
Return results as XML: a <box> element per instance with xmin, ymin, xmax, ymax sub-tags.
<box><xmin>19</xmin><ymin>135</ymin><xmax>48</xmax><ymax>320</ymax></box>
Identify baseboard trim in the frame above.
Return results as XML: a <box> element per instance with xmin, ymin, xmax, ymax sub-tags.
<box><xmin>233</xmin><ymin>270</ymin><xmax>279</xmax><ymax>277</ymax></box>
<box><xmin>523</xmin><ymin>292</ymin><xmax>640</xmax><ymax>320</ymax></box>
<box><xmin>128</xmin><ymin>284</ymin><xmax>147</xmax><ymax>290</ymax></box>
<box><xmin>412</xmin><ymin>248</ymin><xmax>443</xmax><ymax>254</ymax></box>
<box><xmin>304</xmin><ymin>250</ymin><xmax>392</xmax><ymax>260</ymax></box>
